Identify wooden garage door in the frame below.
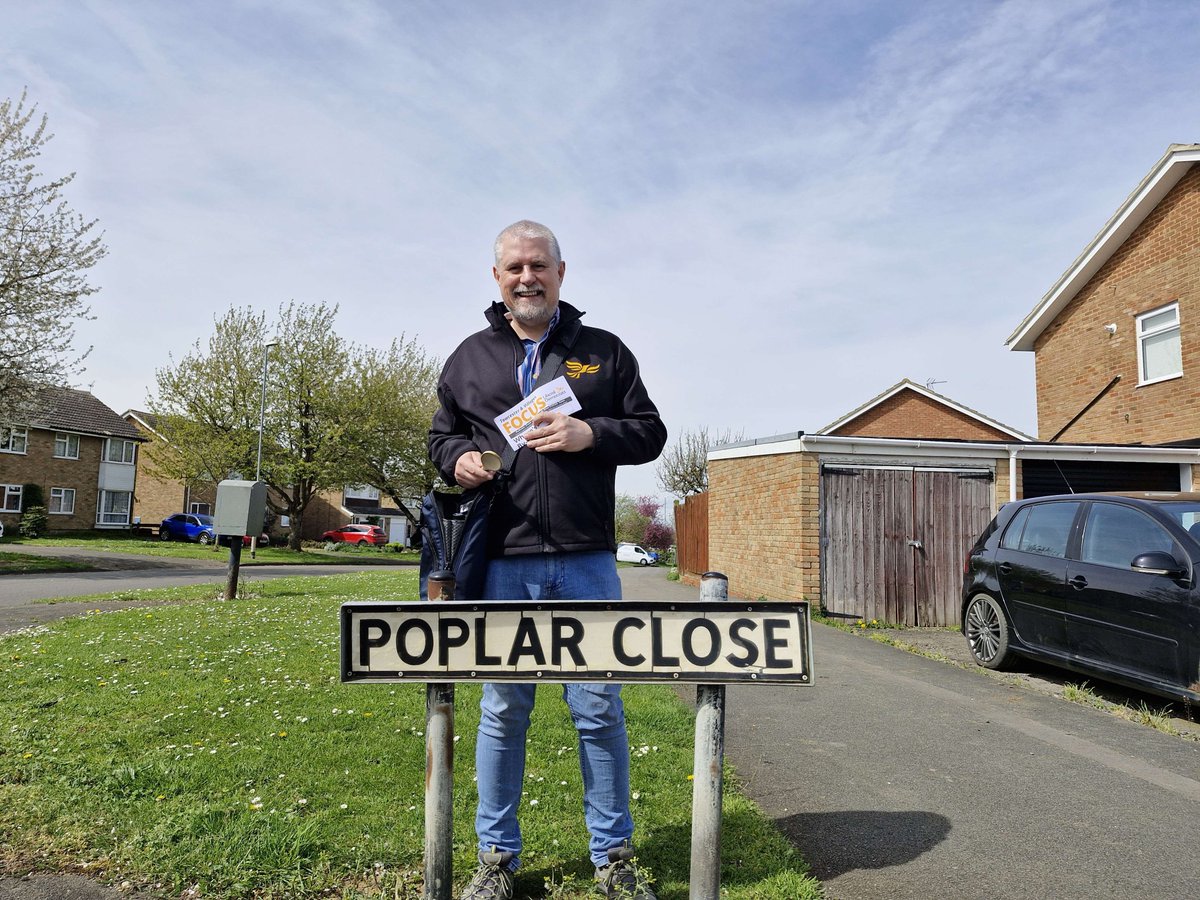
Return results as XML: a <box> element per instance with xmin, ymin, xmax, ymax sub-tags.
<box><xmin>821</xmin><ymin>466</ymin><xmax>993</xmax><ymax>627</ymax></box>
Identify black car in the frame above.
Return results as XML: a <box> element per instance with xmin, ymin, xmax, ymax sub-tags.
<box><xmin>962</xmin><ymin>492</ymin><xmax>1200</xmax><ymax>703</ymax></box>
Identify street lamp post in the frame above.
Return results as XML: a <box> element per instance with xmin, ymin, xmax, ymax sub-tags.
<box><xmin>251</xmin><ymin>339</ymin><xmax>278</xmax><ymax>558</ymax></box>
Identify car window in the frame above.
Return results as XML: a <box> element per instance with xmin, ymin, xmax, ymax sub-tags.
<box><xmin>1005</xmin><ymin>501</ymin><xmax>1079</xmax><ymax>557</ymax></box>
<box><xmin>1080</xmin><ymin>502</ymin><xmax>1176</xmax><ymax>569</ymax></box>
<box><xmin>999</xmin><ymin>507</ymin><xmax>1030</xmax><ymax>550</ymax></box>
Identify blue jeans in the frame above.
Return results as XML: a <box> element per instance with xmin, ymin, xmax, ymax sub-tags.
<box><xmin>475</xmin><ymin>551</ymin><xmax>632</xmax><ymax>869</ymax></box>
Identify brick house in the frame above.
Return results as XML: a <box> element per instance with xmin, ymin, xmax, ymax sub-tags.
<box><xmin>0</xmin><ymin>386</ymin><xmax>144</xmax><ymax>533</ymax></box>
<box><xmin>123</xmin><ymin>408</ymin><xmax>414</xmax><ymax>543</ymax></box>
<box><xmin>695</xmin><ymin>146</ymin><xmax>1200</xmax><ymax>625</ymax></box>
<box><xmin>304</xmin><ymin>485</ymin><xmax>415</xmax><ymax>545</ymax></box>
<box><xmin>699</xmin><ymin>379</ymin><xmax>1200</xmax><ymax>625</ymax></box>
<box><xmin>1008</xmin><ymin>143</ymin><xmax>1200</xmax><ymax>447</ymax></box>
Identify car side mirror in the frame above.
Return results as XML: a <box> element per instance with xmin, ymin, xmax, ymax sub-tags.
<box><xmin>1130</xmin><ymin>551</ymin><xmax>1187</xmax><ymax>578</ymax></box>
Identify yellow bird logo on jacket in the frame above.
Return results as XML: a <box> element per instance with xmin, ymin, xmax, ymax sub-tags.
<box><xmin>565</xmin><ymin>360</ymin><xmax>600</xmax><ymax>379</ymax></box>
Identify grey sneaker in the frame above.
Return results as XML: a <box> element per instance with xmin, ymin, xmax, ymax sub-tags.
<box><xmin>460</xmin><ymin>846</ymin><xmax>515</xmax><ymax>900</ymax></box>
<box><xmin>594</xmin><ymin>844</ymin><xmax>656</xmax><ymax>900</ymax></box>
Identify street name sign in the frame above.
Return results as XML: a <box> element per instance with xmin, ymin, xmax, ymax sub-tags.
<box><xmin>341</xmin><ymin>599</ymin><xmax>812</xmax><ymax>685</ymax></box>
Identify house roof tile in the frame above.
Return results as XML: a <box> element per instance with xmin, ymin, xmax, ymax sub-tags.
<box><xmin>27</xmin><ymin>386</ymin><xmax>144</xmax><ymax>441</ymax></box>
<box><xmin>817</xmin><ymin>378</ymin><xmax>1034</xmax><ymax>441</ymax></box>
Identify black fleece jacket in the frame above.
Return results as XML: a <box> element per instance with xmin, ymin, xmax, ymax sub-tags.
<box><xmin>429</xmin><ymin>301</ymin><xmax>667</xmax><ymax>558</ymax></box>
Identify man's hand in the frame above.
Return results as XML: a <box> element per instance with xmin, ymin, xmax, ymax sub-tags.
<box><xmin>523</xmin><ymin>412</ymin><xmax>595</xmax><ymax>454</ymax></box>
<box><xmin>454</xmin><ymin>451</ymin><xmax>495</xmax><ymax>488</ymax></box>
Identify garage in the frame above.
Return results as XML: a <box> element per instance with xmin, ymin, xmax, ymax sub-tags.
<box><xmin>1021</xmin><ymin>458</ymin><xmax>1180</xmax><ymax>497</ymax></box>
<box><xmin>698</xmin><ymin>380</ymin><xmax>1200</xmax><ymax>624</ymax></box>
<box><xmin>821</xmin><ymin>465</ymin><xmax>994</xmax><ymax>626</ymax></box>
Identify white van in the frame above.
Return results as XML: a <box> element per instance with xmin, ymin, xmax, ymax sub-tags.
<box><xmin>616</xmin><ymin>543</ymin><xmax>655</xmax><ymax>566</ymax></box>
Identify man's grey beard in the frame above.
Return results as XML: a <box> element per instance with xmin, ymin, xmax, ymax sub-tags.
<box><xmin>507</xmin><ymin>299</ymin><xmax>555</xmax><ymax>327</ymax></box>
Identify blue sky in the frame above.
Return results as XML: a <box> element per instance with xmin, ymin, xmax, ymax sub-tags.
<box><xmin>5</xmin><ymin>0</ymin><xmax>1200</xmax><ymax>502</ymax></box>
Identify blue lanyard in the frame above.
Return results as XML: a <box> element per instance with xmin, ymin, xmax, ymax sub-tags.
<box><xmin>516</xmin><ymin>309</ymin><xmax>560</xmax><ymax>397</ymax></box>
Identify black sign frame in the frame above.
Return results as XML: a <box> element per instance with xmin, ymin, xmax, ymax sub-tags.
<box><xmin>340</xmin><ymin>599</ymin><xmax>812</xmax><ymax>685</ymax></box>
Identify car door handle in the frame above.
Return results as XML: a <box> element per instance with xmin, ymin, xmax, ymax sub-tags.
<box><xmin>1069</xmin><ymin>575</ymin><xmax>1088</xmax><ymax>590</ymax></box>
<box><xmin>998</xmin><ymin>563</ymin><xmax>1013</xmax><ymax>575</ymax></box>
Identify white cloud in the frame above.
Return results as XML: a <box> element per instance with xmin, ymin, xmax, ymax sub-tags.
<box><xmin>4</xmin><ymin>0</ymin><xmax>1200</xmax><ymax>505</ymax></box>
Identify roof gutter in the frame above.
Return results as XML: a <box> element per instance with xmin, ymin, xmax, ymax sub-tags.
<box><xmin>708</xmin><ymin>431</ymin><xmax>1200</xmax><ymax>466</ymax></box>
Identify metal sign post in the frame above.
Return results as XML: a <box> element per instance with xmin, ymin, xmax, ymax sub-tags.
<box><xmin>339</xmin><ymin>574</ymin><xmax>813</xmax><ymax>898</ymax></box>
<box><xmin>690</xmin><ymin>572</ymin><xmax>728</xmax><ymax>899</ymax></box>
<box><xmin>423</xmin><ymin>571</ymin><xmax>456</xmax><ymax>900</ymax></box>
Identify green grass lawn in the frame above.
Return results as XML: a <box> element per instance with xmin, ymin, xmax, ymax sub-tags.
<box><xmin>0</xmin><ymin>551</ymin><xmax>96</xmax><ymax>575</ymax></box>
<box><xmin>0</xmin><ymin>572</ymin><xmax>822</xmax><ymax>899</ymax></box>
<box><xmin>1</xmin><ymin>533</ymin><xmax>419</xmax><ymax>567</ymax></box>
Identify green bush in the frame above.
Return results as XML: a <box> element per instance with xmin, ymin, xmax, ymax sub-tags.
<box><xmin>19</xmin><ymin>505</ymin><xmax>48</xmax><ymax>538</ymax></box>
<box><xmin>22</xmin><ymin>483</ymin><xmax>44</xmax><ymax>511</ymax></box>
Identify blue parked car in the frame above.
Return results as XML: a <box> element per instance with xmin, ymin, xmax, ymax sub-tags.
<box><xmin>159</xmin><ymin>513</ymin><xmax>216</xmax><ymax>544</ymax></box>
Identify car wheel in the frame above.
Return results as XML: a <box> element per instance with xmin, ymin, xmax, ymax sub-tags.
<box><xmin>159</xmin><ymin>529</ymin><xmax>171</xmax><ymax>542</ymax></box>
<box><xmin>198</xmin><ymin>532</ymin><xmax>212</xmax><ymax>545</ymax></box>
<box><xmin>639</xmin><ymin>558</ymin><xmax>649</xmax><ymax>566</ymax></box>
<box><xmin>964</xmin><ymin>594</ymin><xmax>1013</xmax><ymax>669</ymax></box>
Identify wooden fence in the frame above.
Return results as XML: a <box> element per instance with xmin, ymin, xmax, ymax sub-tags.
<box><xmin>674</xmin><ymin>492</ymin><xmax>709</xmax><ymax>576</ymax></box>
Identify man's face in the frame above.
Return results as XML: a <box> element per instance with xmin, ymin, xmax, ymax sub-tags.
<box><xmin>493</xmin><ymin>235</ymin><xmax>565</xmax><ymax>330</ymax></box>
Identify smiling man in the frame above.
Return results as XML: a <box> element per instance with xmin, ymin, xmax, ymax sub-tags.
<box><xmin>428</xmin><ymin>220</ymin><xmax>666</xmax><ymax>900</ymax></box>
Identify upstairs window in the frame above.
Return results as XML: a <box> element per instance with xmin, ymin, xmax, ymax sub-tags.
<box><xmin>1137</xmin><ymin>302</ymin><xmax>1182</xmax><ymax>385</ymax></box>
<box><xmin>104</xmin><ymin>439</ymin><xmax>137</xmax><ymax>464</ymax></box>
<box><xmin>54</xmin><ymin>433</ymin><xmax>80</xmax><ymax>459</ymax></box>
<box><xmin>1</xmin><ymin>427</ymin><xmax>27</xmax><ymax>454</ymax></box>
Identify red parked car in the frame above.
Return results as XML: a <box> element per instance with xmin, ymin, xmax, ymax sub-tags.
<box><xmin>321</xmin><ymin>524</ymin><xmax>387</xmax><ymax>545</ymax></box>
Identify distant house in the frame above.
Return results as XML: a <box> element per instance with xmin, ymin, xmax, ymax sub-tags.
<box><xmin>306</xmin><ymin>484</ymin><xmax>415</xmax><ymax>545</ymax></box>
<box><xmin>1009</xmin><ymin>142</ymin><xmax>1200</xmax><ymax>448</ymax></box>
<box><xmin>123</xmin><ymin>410</ymin><xmax>217</xmax><ymax>527</ymax></box>
<box><xmin>0</xmin><ymin>386</ymin><xmax>145</xmax><ymax>533</ymax></box>
<box><xmin>122</xmin><ymin>408</ymin><xmax>414</xmax><ymax>542</ymax></box>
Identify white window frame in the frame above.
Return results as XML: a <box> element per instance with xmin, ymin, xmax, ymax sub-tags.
<box><xmin>54</xmin><ymin>432</ymin><xmax>81</xmax><ymax>459</ymax></box>
<box><xmin>104</xmin><ymin>438</ymin><xmax>137</xmax><ymax>464</ymax></box>
<box><xmin>49</xmin><ymin>487</ymin><xmax>76</xmax><ymax>515</ymax></box>
<box><xmin>96</xmin><ymin>490</ymin><xmax>132</xmax><ymax>526</ymax></box>
<box><xmin>189</xmin><ymin>502</ymin><xmax>211</xmax><ymax>515</ymax></box>
<box><xmin>1</xmin><ymin>427</ymin><xmax>28</xmax><ymax>455</ymax></box>
<box><xmin>1136</xmin><ymin>301</ymin><xmax>1182</xmax><ymax>386</ymax></box>
<box><xmin>1</xmin><ymin>484</ymin><xmax>22</xmax><ymax>512</ymax></box>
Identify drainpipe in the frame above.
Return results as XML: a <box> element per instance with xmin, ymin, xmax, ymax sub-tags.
<box><xmin>1008</xmin><ymin>446</ymin><xmax>1019</xmax><ymax>503</ymax></box>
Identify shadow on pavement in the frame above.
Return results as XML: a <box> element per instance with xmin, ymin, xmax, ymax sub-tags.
<box><xmin>772</xmin><ymin>809</ymin><xmax>951</xmax><ymax>880</ymax></box>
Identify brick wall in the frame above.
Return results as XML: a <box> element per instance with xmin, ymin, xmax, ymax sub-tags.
<box><xmin>132</xmin><ymin>459</ymin><xmax>189</xmax><ymax>527</ymax></box>
<box><xmin>0</xmin><ymin>428</ymin><xmax>103</xmax><ymax>532</ymax></box>
<box><xmin>708</xmin><ymin>452</ymin><xmax>819</xmax><ymax>602</ymax></box>
<box><xmin>128</xmin><ymin>425</ymin><xmax>220</xmax><ymax>526</ymax></box>
<box><xmin>306</xmin><ymin>491</ymin><xmax>350</xmax><ymax>539</ymax></box>
<box><xmin>1035</xmin><ymin>165</ymin><xmax>1200</xmax><ymax>442</ymax></box>
<box><xmin>833</xmin><ymin>391</ymin><xmax>1016</xmax><ymax>440</ymax></box>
